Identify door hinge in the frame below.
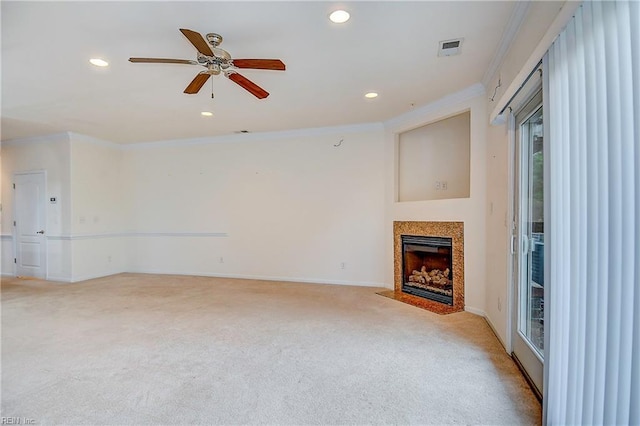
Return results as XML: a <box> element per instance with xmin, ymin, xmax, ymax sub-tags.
<box><xmin>13</xmin><ymin>221</ymin><xmax>16</xmax><ymax>226</ymax></box>
<box><xmin>14</xmin><ymin>258</ymin><xmax>17</xmax><ymax>264</ymax></box>
<box><xmin>13</xmin><ymin>183</ymin><xmax>16</xmax><ymax>189</ymax></box>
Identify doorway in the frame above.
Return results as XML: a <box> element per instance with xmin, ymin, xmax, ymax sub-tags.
<box><xmin>14</xmin><ymin>171</ymin><xmax>47</xmax><ymax>279</ymax></box>
<box><xmin>511</xmin><ymin>90</ymin><xmax>544</xmax><ymax>397</ymax></box>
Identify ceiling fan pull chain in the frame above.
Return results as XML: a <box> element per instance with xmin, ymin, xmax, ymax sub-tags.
<box><xmin>211</xmin><ymin>76</ymin><xmax>215</xmax><ymax>99</ymax></box>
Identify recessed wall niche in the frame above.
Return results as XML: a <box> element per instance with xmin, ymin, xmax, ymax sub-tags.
<box><xmin>397</xmin><ymin>111</ymin><xmax>470</xmax><ymax>201</ymax></box>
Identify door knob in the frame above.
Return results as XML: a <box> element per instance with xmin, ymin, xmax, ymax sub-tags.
<box><xmin>36</xmin><ymin>230</ymin><xmax>45</xmax><ymax>234</ymax></box>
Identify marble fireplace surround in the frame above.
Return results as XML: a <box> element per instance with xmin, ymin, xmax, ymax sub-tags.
<box><xmin>379</xmin><ymin>221</ymin><xmax>465</xmax><ymax>315</ymax></box>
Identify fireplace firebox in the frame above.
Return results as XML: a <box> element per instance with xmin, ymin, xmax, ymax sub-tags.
<box><xmin>401</xmin><ymin>235</ymin><xmax>453</xmax><ymax>305</ymax></box>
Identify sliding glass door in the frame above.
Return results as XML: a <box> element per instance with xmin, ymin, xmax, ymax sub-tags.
<box><xmin>512</xmin><ymin>89</ymin><xmax>544</xmax><ymax>396</ymax></box>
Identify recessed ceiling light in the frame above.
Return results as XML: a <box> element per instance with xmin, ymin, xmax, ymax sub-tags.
<box><xmin>329</xmin><ymin>10</ymin><xmax>350</xmax><ymax>24</ymax></box>
<box><xmin>364</xmin><ymin>92</ymin><xmax>379</xmax><ymax>99</ymax></box>
<box><xmin>201</xmin><ymin>111</ymin><xmax>213</xmax><ymax>117</ymax></box>
<box><xmin>89</xmin><ymin>58</ymin><xmax>109</xmax><ymax>67</ymax></box>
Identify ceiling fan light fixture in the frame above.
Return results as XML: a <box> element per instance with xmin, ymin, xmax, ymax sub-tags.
<box><xmin>364</xmin><ymin>92</ymin><xmax>379</xmax><ymax>99</ymax></box>
<box><xmin>329</xmin><ymin>10</ymin><xmax>350</xmax><ymax>24</ymax></box>
<box><xmin>201</xmin><ymin>111</ymin><xmax>213</xmax><ymax>117</ymax></box>
<box><xmin>89</xmin><ymin>58</ymin><xmax>109</xmax><ymax>67</ymax></box>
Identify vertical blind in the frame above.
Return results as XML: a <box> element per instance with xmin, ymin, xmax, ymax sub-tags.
<box><xmin>545</xmin><ymin>1</ymin><xmax>639</xmax><ymax>424</ymax></box>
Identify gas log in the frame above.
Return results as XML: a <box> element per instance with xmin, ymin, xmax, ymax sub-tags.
<box><xmin>408</xmin><ymin>266</ymin><xmax>451</xmax><ymax>288</ymax></box>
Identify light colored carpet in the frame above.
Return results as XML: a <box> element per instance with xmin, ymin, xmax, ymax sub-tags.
<box><xmin>1</xmin><ymin>273</ymin><xmax>541</xmax><ymax>425</ymax></box>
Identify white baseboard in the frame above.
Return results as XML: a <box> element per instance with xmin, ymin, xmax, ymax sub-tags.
<box><xmin>464</xmin><ymin>306</ymin><xmax>486</xmax><ymax>316</ymax></box>
<box><xmin>70</xmin><ymin>269</ymin><xmax>127</xmax><ymax>283</ymax></box>
<box><xmin>46</xmin><ymin>274</ymin><xmax>73</xmax><ymax>283</ymax></box>
<box><xmin>3</xmin><ymin>268</ymin><xmax>386</xmax><ymax>289</ymax></box>
<box><xmin>464</xmin><ymin>306</ymin><xmax>510</xmax><ymax>353</ymax></box>
<box><xmin>2</xmin><ymin>272</ymin><xmax>73</xmax><ymax>283</ymax></box>
<box><xmin>484</xmin><ymin>314</ymin><xmax>509</xmax><ymax>352</ymax></box>
<box><xmin>128</xmin><ymin>269</ymin><xmax>386</xmax><ymax>288</ymax></box>
<box><xmin>464</xmin><ymin>306</ymin><xmax>509</xmax><ymax>353</ymax></box>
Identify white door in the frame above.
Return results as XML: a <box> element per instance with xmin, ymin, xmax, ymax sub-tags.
<box><xmin>14</xmin><ymin>172</ymin><xmax>47</xmax><ymax>279</ymax></box>
<box><xmin>512</xmin><ymin>90</ymin><xmax>544</xmax><ymax>397</ymax></box>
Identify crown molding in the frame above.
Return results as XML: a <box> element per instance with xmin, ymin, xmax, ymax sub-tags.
<box><xmin>122</xmin><ymin>122</ymin><xmax>384</xmax><ymax>151</ymax></box>
<box><xmin>0</xmin><ymin>132</ymin><xmax>70</xmax><ymax>147</ymax></box>
<box><xmin>68</xmin><ymin>132</ymin><xmax>122</xmax><ymax>150</ymax></box>
<box><xmin>482</xmin><ymin>1</ymin><xmax>532</xmax><ymax>88</ymax></box>
<box><xmin>383</xmin><ymin>83</ymin><xmax>485</xmax><ymax>133</ymax></box>
<box><xmin>489</xmin><ymin>0</ymin><xmax>581</xmax><ymax>123</ymax></box>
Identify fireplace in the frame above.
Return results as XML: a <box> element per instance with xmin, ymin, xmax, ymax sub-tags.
<box><xmin>377</xmin><ymin>221</ymin><xmax>464</xmax><ymax>314</ymax></box>
<box><xmin>401</xmin><ymin>235</ymin><xmax>453</xmax><ymax>305</ymax></box>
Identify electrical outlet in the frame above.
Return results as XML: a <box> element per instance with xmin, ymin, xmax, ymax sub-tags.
<box><xmin>340</xmin><ymin>262</ymin><xmax>346</xmax><ymax>270</ymax></box>
<box><xmin>435</xmin><ymin>181</ymin><xmax>441</xmax><ymax>190</ymax></box>
<box><xmin>441</xmin><ymin>181</ymin><xmax>448</xmax><ymax>190</ymax></box>
<box><xmin>219</xmin><ymin>257</ymin><xmax>224</xmax><ymax>263</ymax></box>
<box><xmin>107</xmin><ymin>255</ymin><xmax>112</xmax><ymax>263</ymax></box>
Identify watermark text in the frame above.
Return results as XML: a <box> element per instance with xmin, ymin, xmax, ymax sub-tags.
<box><xmin>1</xmin><ymin>418</ymin><xmax>36</xmax><ymax>425</ymax></box>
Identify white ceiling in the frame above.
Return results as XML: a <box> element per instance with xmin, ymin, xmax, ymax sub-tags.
<box><xmin>2</xmin><ymin>1</ymin><xmax>516</xmax><ymax>144</ymax></box>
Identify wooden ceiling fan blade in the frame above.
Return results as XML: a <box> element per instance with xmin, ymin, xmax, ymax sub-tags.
<box><xmin>184</xmin><ymin>73</ymin><xmax>211</xmax><ymax>94</ymax></box>
<box><xmin>179</xmin><ymin>28</ymin><xmax>214</xmax><ymax>57</ymax></box>
<box><xmin>129</xmin><ymin>57</ymin><xmax>198</xmax><ymax>65</ymax></box>
<box><xmin>233</xmin><ymin>59</ymin><xmax>286</xmax><ymax>71</ymax></box>
<box><xmin>228</xmin><ymin>73</ymin><xmax>269</xmax><ymax>99</ymax></box>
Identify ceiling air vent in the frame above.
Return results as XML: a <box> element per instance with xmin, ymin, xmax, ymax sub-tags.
<box><xmin>438</xmin><ymin>38</ymin><xmax>463</xmax><ymax>57</ymax></box>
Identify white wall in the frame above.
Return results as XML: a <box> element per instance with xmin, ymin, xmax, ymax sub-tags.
<box><xmin>123</xmin><ymin>126</ymin><xmax>386</xmax><ymax>286</ymax></box>
<box><xmin>484</xmin><ymin>121</ymin><xmax>511</xmax><ymax>345</ymax></box>
<box><xmin>483</xmin><ymin>1</ymin><xmax>566</xmax><ymax>347</ymax></box>
<box><xmin>383</xmin><ymin>84</ymin><xmax>488</xmax><ymax>314</ymax></box>
<box><xmin>2</xmin><ymin>126</ymin><xmax>386</xmax><ymax>287</ymax></box>
<box><xmin>69</xmin><ymin>134</ymin><xmax>127</xmax><ymax>281</ymax></box>
<box><xmin>1</xmin><ymin>133</ymin><xmax>128</xmax><ymax>282</ymax></box>
<box><xmin>0</xmin><ymin>133</ymin><xmax>72</xmax><ymax>280</ymax></box>
<box><xmin>0</xmin><ymin>146</ymin><xmax>6</xmax><ymax>274</ymax></box>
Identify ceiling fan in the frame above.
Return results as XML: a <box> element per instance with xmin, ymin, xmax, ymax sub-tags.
<box><xmin>129</xmin><ymin>29</ymin><xmax>285</xmax><ymax>99</ymax></box>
